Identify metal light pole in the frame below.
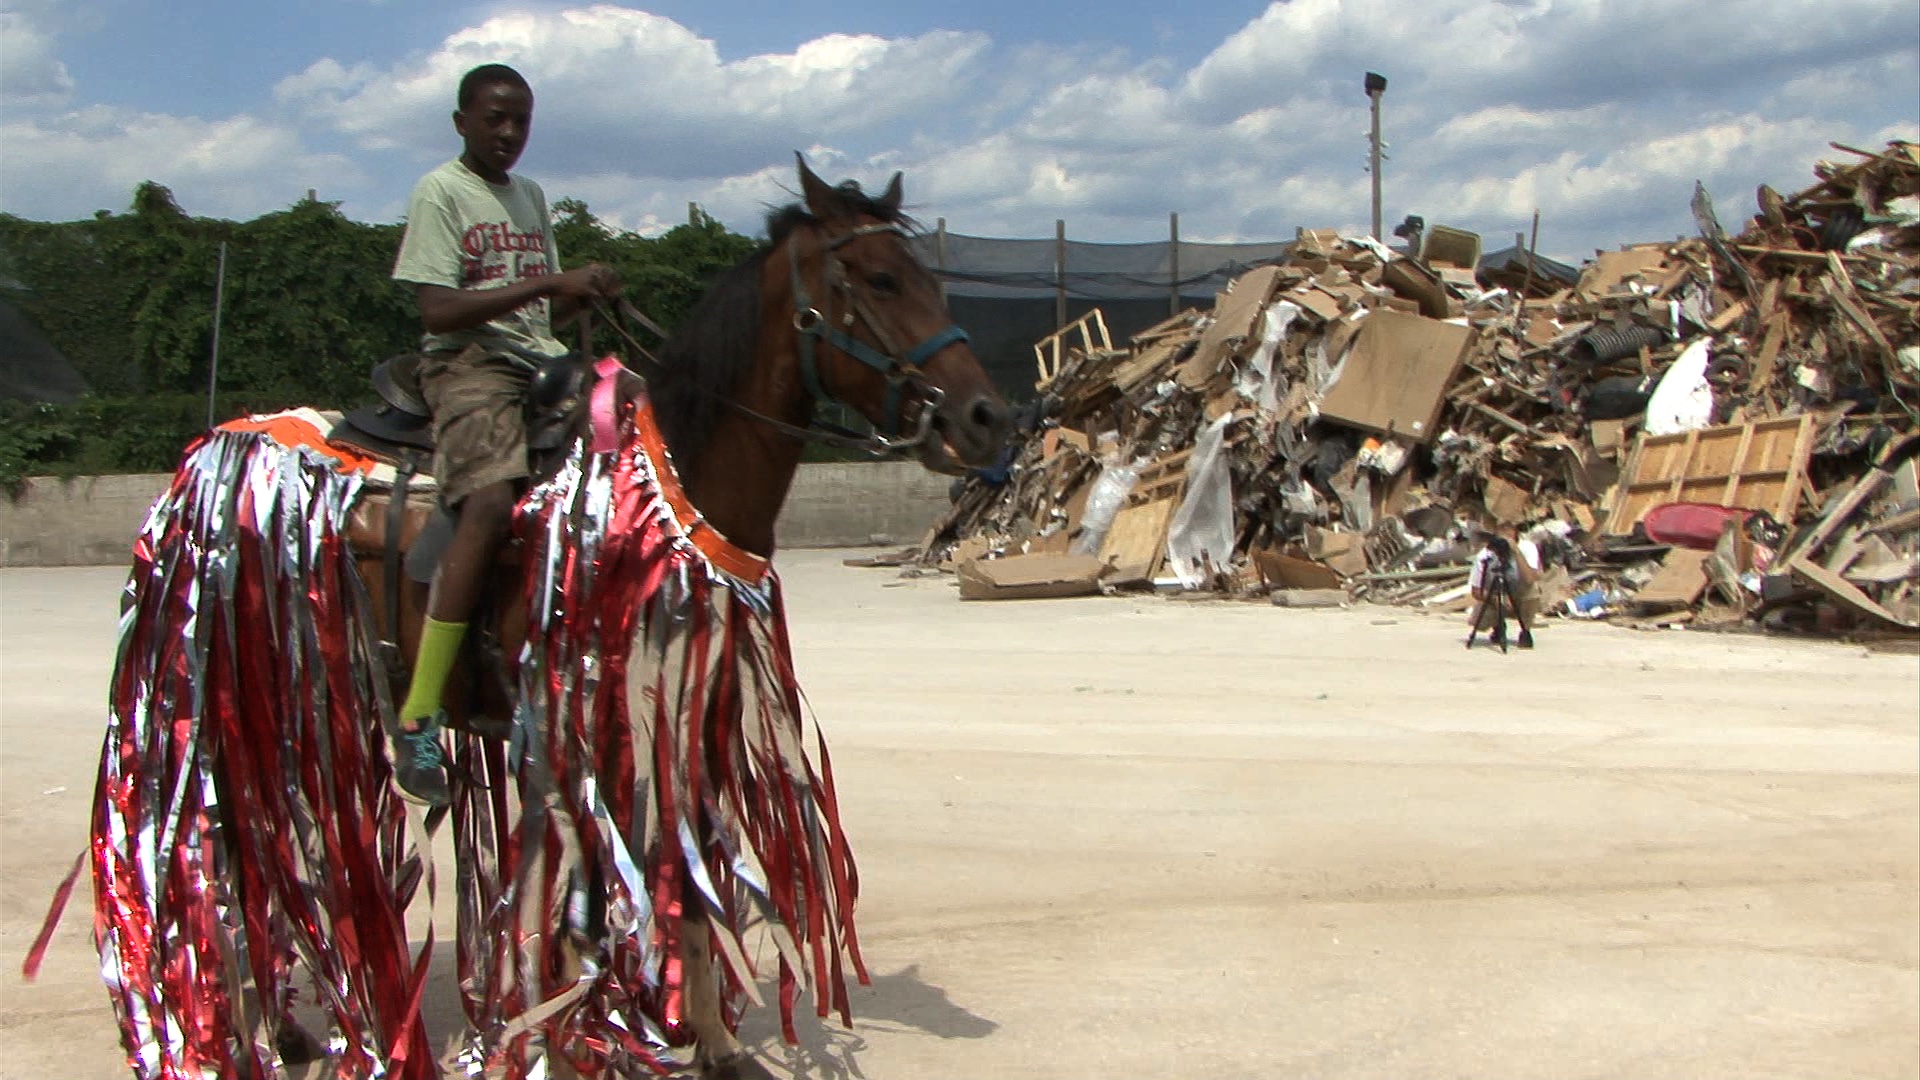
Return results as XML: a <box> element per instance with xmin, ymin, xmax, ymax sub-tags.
<box><xmin>1364</xmin><ymin>72</ymin><xmax>1388</xmax><ymax>239</ymax></box>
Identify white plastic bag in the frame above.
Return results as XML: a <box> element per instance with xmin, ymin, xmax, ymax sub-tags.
<box><xmin>1236</xmin><ymin>301</ymin><xmax>1299</xmax><ymax>415</ymax></box>
<box><xmin>1644</xmin><ymin>337</ymin><xmax>1714</xmax><ymax>436</ymax></box>
<box><xmin>1165</xmin><ymin>416</ymin><xmax>1236</xmax><ymax>588</ymax></box>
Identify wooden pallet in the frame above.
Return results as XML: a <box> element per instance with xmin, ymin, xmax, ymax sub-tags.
<box><xmin>1603</xmin><ymin>415</ymin><xmax>1815</xmax><ymax>535</ymax></box>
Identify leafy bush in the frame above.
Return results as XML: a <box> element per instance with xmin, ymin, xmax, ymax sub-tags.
<box><xmin>1</xmin><ymin>184</ymin><xmax>772</xmax><ymax>487</ymax></box>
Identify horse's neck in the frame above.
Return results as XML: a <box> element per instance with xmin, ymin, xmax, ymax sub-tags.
<box><xmin>679</xmin><ymin>364</ymin><xmax>808</xmax><ymax>559</ymax></box>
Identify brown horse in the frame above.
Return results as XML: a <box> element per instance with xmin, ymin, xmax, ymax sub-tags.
<box><xmin>85</xmin><ymin>156</ymin><xmax>1007</xmax><ymax>1080</ymax></box>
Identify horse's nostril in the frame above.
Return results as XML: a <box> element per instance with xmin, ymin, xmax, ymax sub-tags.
<box><xmin>969</xmin><ymin>396</ymin><xmax>1009</xmax><ymax>433</ymax></box>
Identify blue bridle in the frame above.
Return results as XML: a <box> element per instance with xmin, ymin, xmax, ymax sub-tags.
<box><xmin>786</xmin><ymin>222</ymin><xmax>970</xmax><ymax>445</ymax></box>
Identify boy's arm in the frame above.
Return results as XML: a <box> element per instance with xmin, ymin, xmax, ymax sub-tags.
<box><xmin>392</xmin><ymin>176</ymin><xmax>617</xmax><ymax>335</ymax></box>
<box><xmin>414</xmin><ymin>271</ymin><xmax>607</xmax><ymax>335</ymax></box>
<box><xmin>536</xmin><ymin>190</ymin><xmax>620</xmax><ymax>326</ymax></box>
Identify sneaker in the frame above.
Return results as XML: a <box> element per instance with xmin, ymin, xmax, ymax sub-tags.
<box><xmin>392</xmin><ymin>714</ymin><xmax>451</xmax><ymax>808</ymax></box>
<box><xmin>1517</xmin><ymin>629</ymin><xmax>1535</xmax><ymax>650</ymax></box>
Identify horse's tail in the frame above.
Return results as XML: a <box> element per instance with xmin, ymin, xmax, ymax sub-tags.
<box><xmin>91</xmin><ymin>428</ymin><xmax>434</xmax><ymax>1079</ymax></box>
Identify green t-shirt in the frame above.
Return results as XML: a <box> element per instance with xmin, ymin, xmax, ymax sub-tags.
<box><xmin>391</xmin><ymin>158</ymin><xmax>567</xmax><ymax>358</ymax></box>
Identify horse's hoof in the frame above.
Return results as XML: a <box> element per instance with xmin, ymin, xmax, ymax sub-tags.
<box><xmin>703</xmin><ymin>1051</ymin><xmax>778</xmax><ymax>1080</ymax></box>
<box><xmin>276</xmin><ymin>1021</ymin><xmax>327</xmax><ymax>1065</ymax></box>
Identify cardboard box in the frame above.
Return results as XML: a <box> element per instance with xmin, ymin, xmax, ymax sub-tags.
<box><xmin>957</xmin><ymin>554</ymin><xmax>1111</xmax><ymax>601</ymax></box>
<box><xmin>1305</xmin><ymin>526</ymin><xmax>1369</xmax><ymax>578</ymax></box>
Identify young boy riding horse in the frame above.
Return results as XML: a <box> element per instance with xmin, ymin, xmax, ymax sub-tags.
<box><xmin>388</xmin><ymin>63</ymin><xmax>623</xmax><ymax>805</ymax></box>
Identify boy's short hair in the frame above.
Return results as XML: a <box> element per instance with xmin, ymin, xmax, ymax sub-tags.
<box><xmin>458</xmin><ymin>64</ymin><xmax>531</xmax><ymax>109</ymax></box>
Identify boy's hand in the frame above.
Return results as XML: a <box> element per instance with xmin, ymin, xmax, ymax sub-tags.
<box><xmin>549</xmin><ymin>263</ymin><xmax>623</xmax><ymax>303</ymax></box>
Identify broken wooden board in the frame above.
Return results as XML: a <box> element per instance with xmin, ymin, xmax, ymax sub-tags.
<box><xmin>1632</xmin><ymin>548</ymin><xmax>1712</xmax><ymax>609</ymax></box>
<box><xmin>1177</xmin><ymin>265</ymin><xmax>1284</xmax><ymax>389</ymax></box>
<box><xmin>1127</xmin><ymin>451</ymin><xmax>1191</xmax><ymax>507</ymax></box>
<box><xmin>1787</xmin><ymin>555</ymin><xmax>1917</xmax><ymax>628</ymax></box>
<box><xmin>1316</xmin><ymin>308</ymin><xmax>1474</xmax><ymax>444</ymax></box>
<box><xmin>1098</xmin><ymin>497</ymin><xmax>1178</xmax><ymax>585</ymax></box>
<box><xmin>1603</xmin><ymin>415</ymin><xmax>1815</xmax><ymax>536</ymax></box>
<box><xmin>1109</xmin><ymin>338</ymin><xmax>1188</xmax><ymax>396</ymax></box>
<box><xmin>1305</xmin><ymin>526</ymin><xmax>1369</xmax><ymax>578</ymax></box>
<box><xmin>1576</xmin><ymin>247</ymin><xmax>1671</xmax><ymax>299</ymax></box>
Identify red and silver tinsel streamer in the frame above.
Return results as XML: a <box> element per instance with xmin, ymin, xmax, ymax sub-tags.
<box><xmin>93</xmin><ymin>430</ymin><xmax>432</xmax><ymax>1079</ymax></box>
<box><xmin>454</xmin><ymin>397</ymin><xmax>867</xmax><ymax>1076</ymax></box>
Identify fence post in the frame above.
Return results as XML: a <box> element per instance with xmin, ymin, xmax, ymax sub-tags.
<box><xmin>206</xmin><ymin>241</ymin><xmax>227</xmax><ymax>429</ymax></box>
<box><xmin>1169</xmin><ymin>211</ymin><xmax>1181</xmax><ymax>317</ymax></box>
<box><xmin>1054</xmin><ymin>219</ymin><xmax>1066</xmax><ymax>331</ymax></box>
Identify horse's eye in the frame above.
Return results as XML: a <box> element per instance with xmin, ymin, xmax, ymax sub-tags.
<box><xmin>866</xmin><ymin>272</ymin><xmax>900</xmax><ymax>296</ymax></box>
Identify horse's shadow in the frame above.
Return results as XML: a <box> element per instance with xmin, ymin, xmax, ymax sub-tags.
<box><xmin>289</xmin><ymin>948</ymin><xmax>991</xmax><ymax>1080</ymax></box>
<box><xmin>735</xmin><ymin>963</ymin><xmax>998</xmax><ymax>1080</ymax></box>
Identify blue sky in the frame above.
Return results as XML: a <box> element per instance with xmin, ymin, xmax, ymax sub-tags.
<box><xmin>5</xmin><ymin>0</ymin><xmax>1917</xmax><ymax>261</ymax></box>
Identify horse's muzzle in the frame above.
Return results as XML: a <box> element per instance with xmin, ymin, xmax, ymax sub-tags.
<box><xmin>929</xmin><ymin>392</ymin><xmax>1012</xmax><ymax>472</ymax></box>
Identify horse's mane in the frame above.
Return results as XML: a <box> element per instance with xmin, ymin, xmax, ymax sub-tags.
<box><xmin>650</xmin><ymin>181</ymin><xmax>916</xmax><ymax>469</ymax></box>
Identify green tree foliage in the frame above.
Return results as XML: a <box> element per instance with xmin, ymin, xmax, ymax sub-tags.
<box><xmin>552</xmin><ymin>200</ymin><xmax>759</xmax><ymax>354</ymax></box>
<box><xmin>1</xmin><ymin>185</ymin><xmax>765</xmax><ymax>485</ymax></box>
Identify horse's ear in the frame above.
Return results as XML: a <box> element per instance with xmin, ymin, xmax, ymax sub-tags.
<box><xmin>879</xmin><ymin>171</ymin><xmax>904</xmax><ymax>216</ymax></box>
<box><xmin>795</xmin><ymin>152</ymin><xmax>836</xmax><ymax>219</ymax></box>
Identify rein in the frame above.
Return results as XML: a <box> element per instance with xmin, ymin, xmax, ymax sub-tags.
<box><xmin>591</xmin><ymin>221</ymin><xmax>968</xmax><ymax>459</ymax></box>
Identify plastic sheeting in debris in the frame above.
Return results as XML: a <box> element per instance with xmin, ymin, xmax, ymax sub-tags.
<box><xmin>1165</xmin><ymin>415</ymin><xmax>1236</xmax><ymax>588</ymax></box>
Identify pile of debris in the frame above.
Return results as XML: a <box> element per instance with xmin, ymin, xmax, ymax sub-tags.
<box><xmin>915</xmin><ymin>139</ymin><xmax>1920</xmax><ymax>635</ymax></box>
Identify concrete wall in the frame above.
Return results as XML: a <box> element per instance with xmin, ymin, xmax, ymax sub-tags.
<box><xmin>777</xmin><ymin>461</ymin><xmax>952</xmax><ymax>549</ymax></box>
<box><xmin>0</xmin><ymin>474</ymin><xmax>172</xmax><ymax>567</ymax></box>
<box><xmin>0</xmin><ymin>463</ymin><xmax>954</xmax><ymax>567</ymax></box>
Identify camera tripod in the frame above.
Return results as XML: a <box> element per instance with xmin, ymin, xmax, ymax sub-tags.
<box><xmin>1465</xmin><ymin>561</ymin><xmax>1528</xmax><ymax>653</ymax></box>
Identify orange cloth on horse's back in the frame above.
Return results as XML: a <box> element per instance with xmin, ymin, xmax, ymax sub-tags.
<box><xmin>219</xmin><ymin>411</ymin><xmax>380</xmax><ymax>475</ymax></box>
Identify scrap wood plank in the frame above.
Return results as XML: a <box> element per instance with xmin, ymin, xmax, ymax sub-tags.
<box><xmin>1131</xmin><ymin>308</ymin><xmax>1203</xmax><ymax>344</ymax></box>
<box><xmin>1634</xmin><ymin>549</ymin><xmax>1711</xmax><ymax>608</ymax></box>
<box><xmin>1128</xmin><ymin>450</ymin><xmax>1191</xmax><ymax>505</ymax></box>
<box><xmin>1098</xmin><ymin>496</ymin><xmax>1178</xmax><ymax>585</ymax></box>
<box><xmin>1823</xmin><ymin>256</ymin><xmax>1895</xmax><ymax>355</ymax></box>
<box><xmin>1784</xmin><ymin>468</ymin><xmax>1890</xmax><ymax>563</ymax></box>
<box><xmin>1111</xmin><ymin>338</ymin><xmax>1184</xmax><ymax>391</ymax></box>
<box><xmin>1788</xmin><ymin>554</ymin><xmax>1917</xmax><ymax>628</ymax></box>
<box><xmin>1752</xmin><ymin>310</ymin><xmax>1790</xmax><ymax>385</ymax></box>
<box><xmin>1177</xmin><ymin>265</ymin><xmax>1283</xmax><ymax>390</ymax></box>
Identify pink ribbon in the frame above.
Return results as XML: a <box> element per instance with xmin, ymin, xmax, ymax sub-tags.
<box><xmin>590</xmin><ymin>355</ymin><xmax>627</xmax><ymax>455</ymax></box>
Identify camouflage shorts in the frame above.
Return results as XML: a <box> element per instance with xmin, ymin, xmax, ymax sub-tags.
<box><xmin>417</xmin><ymin>345</ymin><xmax>532</xmax><ymax>507</ymax></box>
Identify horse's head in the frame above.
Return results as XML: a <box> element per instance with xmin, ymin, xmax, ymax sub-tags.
<box><xmin>777</xmin><ymin>155</ymin><xmax>1010</xmax><ymax>474</ymax></box>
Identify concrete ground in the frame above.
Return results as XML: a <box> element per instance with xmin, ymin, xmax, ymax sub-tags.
<box><xmin>2</xmin><ymin>551</ymin><xmax>1916</xmax><ymax>1079</ymax></box>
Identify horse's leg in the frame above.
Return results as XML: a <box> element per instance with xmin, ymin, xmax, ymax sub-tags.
<box><xmin>683</xmin><ymin>896</ymin><xmax>776</xmax><ymax>1080</ymax></box>
<box><xmin>213</xmin><ymin>758</ymin><xmax>326</xmax><ymax>1077</ymax></box>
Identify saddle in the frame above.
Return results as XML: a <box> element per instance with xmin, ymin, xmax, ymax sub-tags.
<box><xmin>325</xmin><ymin>351</ymin><xmax>601</xmax><ymax>699</ymax></box>
<box><xmin>333</xmin><ymin>352</ymin><xmax>587</xmax><ymax>561</ymax></box>
<box><xmin>331</xmin><ymin>349</ymin><xmax>592</xmax><ymax>462</ymax></box>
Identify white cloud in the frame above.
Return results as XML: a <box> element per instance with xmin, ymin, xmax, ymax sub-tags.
<box><xmin>0</xmin><ymin>106</ymin><xmax>365</xmax><ymax>220</ymax></box>
<box><xmin>0</xmin><ymin>10</ymin><xmax>74</xmax><ymax>107</ymax></box>
<box><xmin>277</xmin><ymin>6</ymin><xmax>993</xmax><ymax>179</ymax></box>
<box><xmin>1</xmin><ymin>0</ymin><xmax>1915</xmax><ymax>266</ymax></box>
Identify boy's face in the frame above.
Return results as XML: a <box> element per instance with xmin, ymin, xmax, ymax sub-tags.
<box><xmin>454</xmin><ymin>80</ymin><xmax>534</xmax><ymax>179</ymax></box>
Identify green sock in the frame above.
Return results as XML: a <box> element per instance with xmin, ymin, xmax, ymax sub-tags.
<box><xmin>400</xmin><ymin>617</ymin><xmax>467</xmax><ymax>728</ymax></box>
